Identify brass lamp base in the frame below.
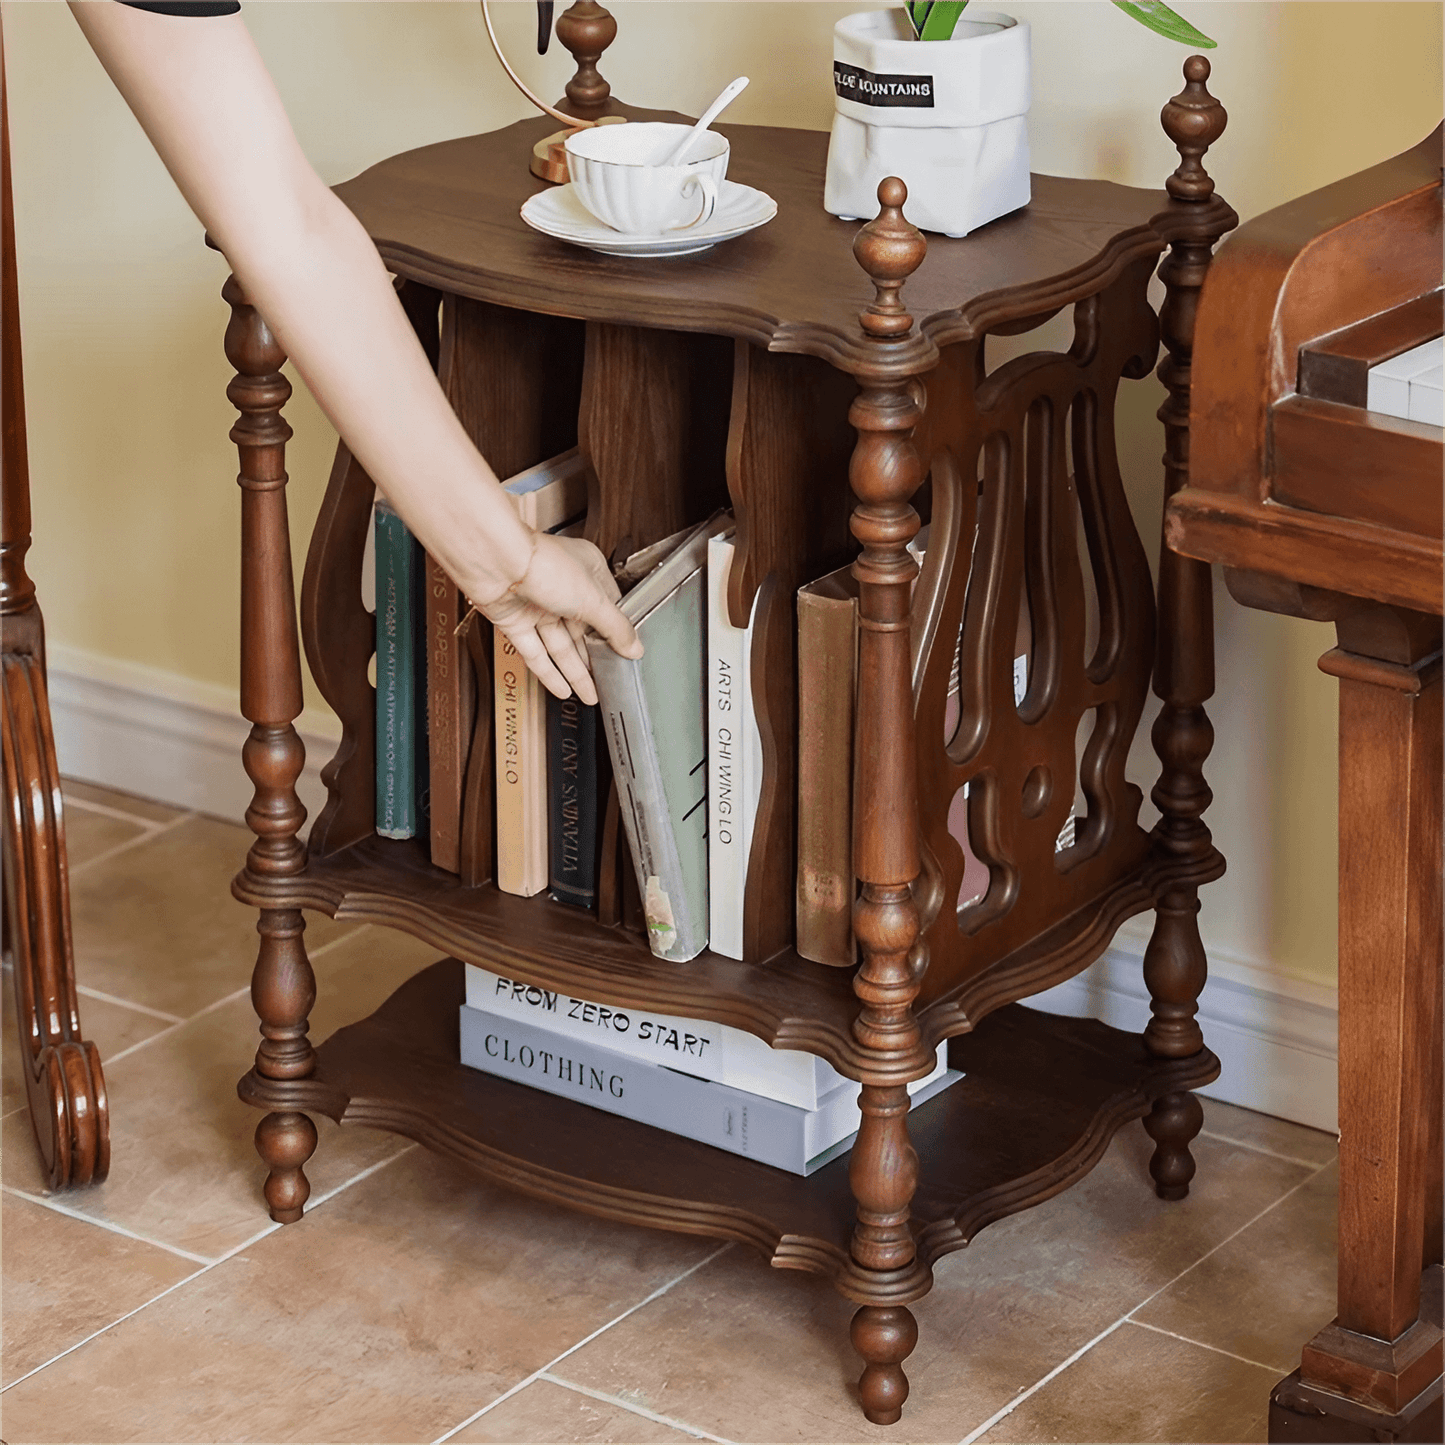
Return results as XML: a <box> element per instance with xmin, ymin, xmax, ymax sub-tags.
<box><xmin>530</xmin><ymin>115</ymin><xmax>627</xmax><ymax>184</ymax></box>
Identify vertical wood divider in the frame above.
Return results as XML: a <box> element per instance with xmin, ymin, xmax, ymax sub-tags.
<box><xmin>842</xmin><ymin>179</ymin><xmax>940</xmax><ymax>1427</ymax></box>
<box><xmin>1141</xmin><ymin>58</ymin><xmax>1231</xmax><ymax>1201</ymax></box>
<box><xmin>224</xmin><ymin>274</ymin><xmax>317</xmax><ymax>1223</ymax></box>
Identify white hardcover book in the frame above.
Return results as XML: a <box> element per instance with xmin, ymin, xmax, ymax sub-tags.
<box><xmin>459</xmin><ymin>1005</ymin><xmax>961</xmax><ymax>1176</ymax></box>
<box><xmin>465</xmin><ymin>963</ymin><xmax>873</xmax><ymax>1109</ymax></box>
<box><xmin>502</xmin><ymin>448</ymin><xmax>590</xmax><ymax>532</ymax></box>
<box><xmin>1408</xmin><ymin>363</ymin><xmax>1444</xmax><ymax>427</ymax></box>
<box><xmin>494</xmin><ymin>632</ymin><xmax>548</xmax><ymax>895</ymax></box>
<box><xmin>707</xmin><ymin>532</ymin><xmax>763</xmax><ymax>960</ymax></box>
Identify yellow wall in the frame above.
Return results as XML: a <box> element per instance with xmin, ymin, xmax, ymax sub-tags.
<box><xmin>7</xmin><ymin>1</ymin><xmax>1442</xmax><ymax>990</ymax></box>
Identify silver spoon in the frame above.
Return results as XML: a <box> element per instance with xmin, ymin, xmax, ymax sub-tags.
<box><xmin>659</xmin><ymin>76</ymin><xmax>750</xmax><ymax>165</ymax></box>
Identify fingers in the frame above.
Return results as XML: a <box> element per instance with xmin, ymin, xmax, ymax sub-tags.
<box><xmin>538</xmin><ymin>616</ymin><xmax>598</xmax><ymax>707</ymax></box>
<box><xmin>537</xmin><ymin>535</ymin><xmax>641</xmax><ymax>658</ymax></box>
<box><xmin>501</xmin><ymin>622</ymin><xmax>572</xmax><ymax>702</ymax></box>
<box><xmin>578</xmin><ymin>593</ymin><xmax>644</xmax><ymax>659</ymax></box>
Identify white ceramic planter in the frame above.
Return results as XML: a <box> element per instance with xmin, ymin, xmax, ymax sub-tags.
<box><xmin>824</xmin><ymin>8</ymin><xmax>1031</xmax><ymax>238</ymax></box>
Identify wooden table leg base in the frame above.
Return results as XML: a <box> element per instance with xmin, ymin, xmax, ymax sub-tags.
<box><xmin>1269</xmin><ymin>1370</ymin><xmax>1443</xmax><ymax>1444</ymax></box>
<box><xmin>1302</xmin><ymin>1320</ymin><xmax>1443</xmax><ymax>1417</ymax></box>
<box><xmin>1271</xmin><ymin>1267</ymin><xmax>1443</xmax><ymax>1443</ymax></box>
<box><xmin>852</xmin><ymin>1304</ymin><xmax>918</xmax><ymax>1427</ymax></box>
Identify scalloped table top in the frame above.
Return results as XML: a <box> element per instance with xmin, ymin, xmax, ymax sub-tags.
<box><xmin>334</xmin><ymin>111</ymin><xmax>1212</xmax><ymax>372</ymax></box>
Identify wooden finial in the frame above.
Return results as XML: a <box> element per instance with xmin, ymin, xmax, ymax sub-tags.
<box><xmin>1161</xmin><ymin>55</ymin><xmax>1227</xmax><ymax>202</ymax></box>
<box><xmin>555</xmin><ymin>1</ymin><xmax>617</xmax><ymax>120</ymax></box>
<box><xmin>853</xmin><ymin>178</ymin><xmax>928</xmax><ymax>339</ymax></box>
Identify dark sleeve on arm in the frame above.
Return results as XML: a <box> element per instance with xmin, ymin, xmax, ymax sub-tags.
<box><xmin>116</xmin><ymin>2</ymin><xmax>242</xmax><ymax>15</ymax></box>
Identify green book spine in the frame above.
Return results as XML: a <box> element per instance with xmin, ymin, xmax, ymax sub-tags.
<box><xmin>374</xmin><ymin>500</ymin><xmax>421</xmax><ymax>839</ymax></box>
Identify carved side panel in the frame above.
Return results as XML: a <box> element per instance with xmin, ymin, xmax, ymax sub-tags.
<box><xmin>910</xmin><ymin>260</ymin><xmax>1162</xmax><ymax>1009</ymax></box>
<box><xmin>301</xmin><ymin>443</ymin><xmax>378</xmax><ymax>856</ymax></box>
<box><xmin>302</xmin><ymin>281</ymin><xmax>440</xmax><ymax>857</ymax></box>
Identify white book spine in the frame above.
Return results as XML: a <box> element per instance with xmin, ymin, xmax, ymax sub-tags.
<box><xmin>494</xmin><ymin>632</ymin><xmax>548</xmax><ymax>895</ymax></box>
<box><xmin>464</xmin><ymin>962</ymin><xmax>849</xmax><ymax>1109</ymax></box>
<box><xmin>707</xmin><ymin>536</ymin><xmax>761</xmax><ymax>960</ymax></box>
<box><xmin>459</xmin><ymin>1006</ymin><xmax>960</xmax><ymax>1177</ymax></box>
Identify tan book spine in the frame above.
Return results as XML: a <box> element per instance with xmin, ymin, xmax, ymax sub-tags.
<box><xmin>795</xmin><ymin>570</ymin><xmax>858</xmax><ymax>967</ymax></box>
<box><xmin>493</xmin><ymin>632</ymin><xmax>548</xmax><ymax>895</ymax></box>
<box><xmin>425</xmin><ymin>553</ymin><xmax>474</xmax><ymax>873</ymax></box>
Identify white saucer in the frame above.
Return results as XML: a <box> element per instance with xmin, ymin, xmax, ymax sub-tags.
<box><xmin>521</xmin><ymin>180</ymin><xmax>777</xmax><ymax>257</ymax></box>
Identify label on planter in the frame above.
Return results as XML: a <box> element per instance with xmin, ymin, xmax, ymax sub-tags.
<box><xmin>832</xmin><ymin>61</ymin><xmax>935</xmax><ymax>109</ymax></box>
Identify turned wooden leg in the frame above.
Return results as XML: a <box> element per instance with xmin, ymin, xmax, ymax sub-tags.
<box><xmin>1143</xmin><ymin>60</ymin><xmax>1230</xmax><ymax>1201</ymax></box>
<box><xmin>852</xmin><ymin>1304</ymin><xmax>919</xmax><ymax>1427</ymax></box>
<box><xmin>841</xmin><ymin>182</ymin><xmax>938</xmax><ymax>1427</ymax></box>
<box><xmin>223</xmin><ymin>273</ymin><xmax>316</xmax><ymax>1222</ymax></box>
<box><xmin>250</xmin><ymin>907</ymin><xmax>316</xmax><ymax>1221</ymax></box>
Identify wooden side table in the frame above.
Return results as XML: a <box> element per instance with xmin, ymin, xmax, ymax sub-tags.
<box><xmin>221</xmin><ymin>58</ymin><xmax>1236</xmax><ymax>1425</ymax></box>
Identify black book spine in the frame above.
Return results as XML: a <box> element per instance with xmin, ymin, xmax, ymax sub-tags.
<box><xmin>547</xmin><ymin>692</ymin><xmax>602</xmax><ymax>909</ymax></box>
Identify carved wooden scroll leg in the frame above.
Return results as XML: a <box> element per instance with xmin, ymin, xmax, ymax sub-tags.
<box><xmin>842</xmin><ymin>180</ymin><xmax>939</xmax><ymax>1426</ymax></box>
<box><xmin>2</xmin><ymin>658</ymin><xmax>111</xmax><ymax>1189</ymax></box>
<box><xmin>1143</xmin><ymin>59</ymin><xmax>1230</xmax><ymax>1201</ymax></box>
<box><xmin>223</xmin><ymin>275</ymin><xmax>316</xmax><ymax>1223</ymax></box>
<box><xmin>1</xmin><ymin>69</ymin><xmax>110</xmax><ymax>1190</ymax></box>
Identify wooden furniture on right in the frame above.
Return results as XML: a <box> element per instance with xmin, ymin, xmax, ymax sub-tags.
<box><xmin>221</xmin><ymin>24</ymin><xmax>1235</xmax><ymax>1424</ymax></box>
<box><xmin>1168</xmin><ymin>125</ymin><xmax>1443</xmax><ymax>1444</ymax></box>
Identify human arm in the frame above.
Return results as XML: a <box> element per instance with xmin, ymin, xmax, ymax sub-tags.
<box><xmin>68</xmin><ymin>1</ymin><xmax>640</xmax><ymax>703</ymax></box>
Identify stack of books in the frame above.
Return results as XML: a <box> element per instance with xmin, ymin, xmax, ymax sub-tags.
<box><xmin>374</xmin><ymin>450</ymin><xmax>1076</xmax><ymax>969</ymax></box>
<box><xmin>373</xmin><ymin>450</ymin><xmax>604</xmax><ymax>906</ymax></box>
<box><xmin>458</xmin><ymin>964</ymin><xmax>960</xmax><ymax>1176</ymax></box>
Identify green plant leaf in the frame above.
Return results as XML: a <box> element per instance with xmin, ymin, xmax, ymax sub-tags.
<box><xmin>920</xmin><ymin>1</ymin><xmax>969</xmax><ymax>41</ymax></box>
<box><xmin>1110</xmin><ymin>0</ymin><xmax>1217</xmax><ymax>48</ymax></box>
<box><xmin>905</xmin><ymin>1</ymin><xmax>932</xmax><ymax>39</ymax></box>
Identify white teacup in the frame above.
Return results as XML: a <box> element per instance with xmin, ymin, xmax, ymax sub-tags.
<box><xmin>565</xmin><ymin>122</ymin><xmax>729</xmax><ymax>235</ymax></box>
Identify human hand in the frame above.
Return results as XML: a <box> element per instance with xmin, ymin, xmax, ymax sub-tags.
<box><xmin>474</xmin><ymin>531</ymin><xmax>642</xmax><ymax>706</ymax></box>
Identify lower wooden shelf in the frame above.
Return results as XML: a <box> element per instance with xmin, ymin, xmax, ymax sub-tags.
<box><xmin>234</xmin><ymin>834</ymin><xmax>1224</xmax><ymax>1076</ymax></box>
<box><xmin>239</xmin><ymin>958</ymin><xmax>1220</xmax><ymax>1282</ymax></box>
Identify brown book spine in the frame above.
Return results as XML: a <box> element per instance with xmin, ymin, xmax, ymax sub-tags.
<box><xmin>796</xmin><ymin>571</ymin><xmax>858</xmax><ymax>967</ymax></box>
<box><xmin>425</xmin><ymin>553</ymin><xmax>474</xmax><ymax>873</ymax></box>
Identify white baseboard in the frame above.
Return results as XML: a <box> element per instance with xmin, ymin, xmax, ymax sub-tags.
<box><xmin>41</xmin><ymin>644</ymin><xmax>1338</xmax><ymax>1133</ymax></box>
<box><xmin>1032</xmin><ymin>924</ymin><xmax>1339</xmax><ymax>1134</ymax></box>
<box><xmin>44</xmin><ymin>643</ymin><xmax>342</xmax><ymax>837</ymax></box>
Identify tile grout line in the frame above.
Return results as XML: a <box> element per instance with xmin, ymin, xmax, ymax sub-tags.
<box><xmin>959</xmin><ymin>1316</ymin><xmax>1132</xmax><ymax>1445</ymax></box>
<box><xmin>0</xmin><ymin>1256</ymin><xmax>226</xmax><ymax>1394</ymax></box>
<box><xmin>957</xmin><ymin>1158</ymin><xmax>1336</xmax><ymax>1444</ymax></box>
<box><xmin>74</xmin><ymin>985</ymin><xmax>185</xmax><ymax>1025</ymax></box>
<box><xmin>430</xmin><ymin>1242</ymin><xmax>735</xmax><ymax>1445</ymax></box>
<box><xmin>0</xmin><ymin>1142</ymin><xmax>419</xmax><ymax>1395</ymax></box>
<box><xmin>88</xmin><ymin>923</ymin><xmax>374</xmax><ymax>1070</ymax></box>
<box><xmin>60</xmin><ymin>794</ymin><xmax>184</xmax><ymax>829</ymax></box>
<box><xmin>1198</xmin><ymin>1127</ymin><xmax>1337</xmax><ymax>1169</ymax></box>
<box><xmin>537</xmin><ymin>1371</ymin><xmax>738</xmax><ymax>1444</ymax></box>
<box><xmin>65</xmin><ymin>811</ymin><xmax>194</xmax><ymax>881</ymax></box>
<box><xmin>2</xmin><ymin>1185</ymin><xmax>215</xmax><ymax>1264</ymax></box>
<box><xmin>1125</xmin><ymin>1317</ymin><xmax>1282</xmax><ymax>1375</ymax></box>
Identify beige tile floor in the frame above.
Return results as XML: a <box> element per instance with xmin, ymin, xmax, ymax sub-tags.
<box><xmin>1</xmin><ymin>782</ymin><xmax>1341</xmax><ymax>1445</ymax></box>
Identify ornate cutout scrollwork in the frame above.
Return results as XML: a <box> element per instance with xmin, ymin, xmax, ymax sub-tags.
<box><xmin>911</xmin><ymin>260</ymin><xmax>1162</xmax><ymax>997</ymax></box>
